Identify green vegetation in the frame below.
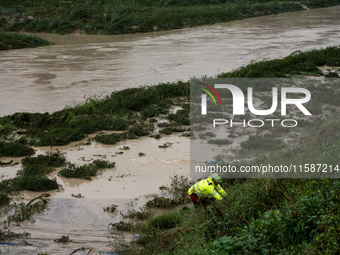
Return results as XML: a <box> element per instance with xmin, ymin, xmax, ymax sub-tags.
<box><xmin>0</xmin><ymin>81</ymin><xmax>189</xmax><ymax>147</ymax></box>
<box><xmin>6</xmin><ymin>194</ymin><xmax>49</xmax><ymax>224</ymax></box>
<box><xmin>120</xmin><ymin>120</ymin><xmax>340</xmax><ymax>254</ymax></box>
<box><xmin>0</xmin><ymin>45</ymin><xmax>339</xmax><ymax>252</ymax></box>
<box><xmin>146</xmin><ymin>197</ymin><xmax>180</xmax><ymax>208</ymax></box>
<box><xmin>0</xmin><ymin>152</ymin><xmax>65</xmax><ymax>193</ymax></box>
<box><xmin>146</xmin><ymin>175</ymin><xmax>193</xmax><ymax>209</ymax></box>
<box><xmin>106</xmin><ymin>47</ymin><xmax>339</xmax><ymax>254</ymax></box>
<box><xmin>0</xmin><ymin>30</ymin><xmax>50</xmax><ymax>50</ymax></box>
<box><xmin>0</xmin><ymin>0</ymin><xmax>339</xmax><ymax>36</ymax></box>
<box><xmin>0</xmin><ymin>229</ymin><xmax>30</xmax><ymax>241</ymax></box>
<box><xmin>104</xmin><ymin>204</ymin><xmax>118</xmax><ymax>214</ymax></box>
<box><xmin>218</xmin><ymin>46</ymin><xmax>340</xmax><ymax>78</ymax></box>
<box><xmin>208</xmin><ymin>139</ymin><xmax>233</xmax><ymax>145</ymax></box>
<box><xmin>109</xmin><ymin>221</ymin><xmax>135</xmax><ymax>232</ymax></box>
<box><xmin>58</xmin><ymin>159</ymin><xmax>115</xmax><ymax>179</ymax></box>
<box><xmin>0</xmin><ymin>47</ymin><xmax>338</xmax><ymax>147</ymax></box>
<box><xmin>0</xmin><ymin>30</ymin><xmax>47</xmax><ymax>48</ymax></box>
<box><xmin>0</xmin><ymin>1</ymin><xmax>339</xmax><ymax>50</ymax></box>
<box><xmin>0</xmin><ymin>141</ymin><xmax>35</xmax><ymax>157</ymax></box>
<box><xmin>0</xmin><ymin>193</ymin><xmax>10</xmax><ymax>206</ymax></box>
<box><xmin>124</xmin><ymin>207</ymin><xmax>151</xmax><ymax>220</ymax></box>
<box><xmin>241</xmin><ymin>134</ymin><xmax>284</xmax><ymax>150</ymax></box>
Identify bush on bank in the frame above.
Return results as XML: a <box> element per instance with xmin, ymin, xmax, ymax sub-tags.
<box><xmin>0</xmin><ymin>30</ymin><xmax>50</xmax><ymax>50</ymax></box>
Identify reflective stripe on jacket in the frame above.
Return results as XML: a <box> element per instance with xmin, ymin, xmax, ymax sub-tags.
<box><xmin>188</xmin><ymin>178</ymin><xmax>226</xmax><ymax>200</ymax></box>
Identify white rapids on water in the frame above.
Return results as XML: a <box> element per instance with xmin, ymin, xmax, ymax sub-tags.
<box><xmin>0</xmin><ymin>6</ymin><xmax>339</xmax><ymax>255</ymax></box>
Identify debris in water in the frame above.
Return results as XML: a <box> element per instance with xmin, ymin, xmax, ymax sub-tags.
<box><xmin>71</xmin><ymin>193</ymin><xmax>84</xmax><ymax>199</ymax></box>
<box><xmin>54</xmin><ymin>235</ymin><xmax>71</xmax><ymax>243</ymax></box>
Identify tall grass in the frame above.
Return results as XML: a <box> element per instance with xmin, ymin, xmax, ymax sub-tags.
<box><xmin>58</xmin><ymin>159</ymin><xmax>115</xmax><ymax>180</ymax></box>
<box><xmin>1</xmin><ymin>0</ymin><xmax>339</xmax><ymax>35</ymax></box>
<box><xmin>126</xmin><ymin>127</ymin><xmax>340</xmax><ymax>254</ymax></box>
<box><xmin>218</xmin><ymin>46</ymin><xmax>340</xmax><ymax>78</ymax></box>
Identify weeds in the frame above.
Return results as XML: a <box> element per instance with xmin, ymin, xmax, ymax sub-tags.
<box><xmin>0</xmin><ymin>193</ymin><xmax>10</xmax><ymax>206</ymax></box>
<box><xmin>148</xmin><ymin>211</ymin><xmax>182</xmax><ymax>230</ymax></box>
<box><xmin>103</xmin><ymin>204</ymin><xmax>118</xmax><ymax>214</ymax></box>
<box><xmin>109</xmin><ymin>221</ymin><xmax>135</xmax><ymax>232</ymax></box>
<box><xmin>219</xmin><ymin>46</ymin><xmax>340</xmax><ymax>78</ymax></box>
<box><xmin>146</xmin><ymin>175</ymin><xmax>193</xmax><ymax>208</ymax></box>
<box><xmin>159</xmin><ymin>142</ymin><xmax>173</xmax><ymax>148</ymax></box>
<box><xmin>0</xmin><ymin>229</ymin><xmax>30</xmax><ymax>241</ymax></box>
<box><xmin>6</xmin><ymin>194</ymin><xmax>50</xmax><ymax>225</ymax></box>
<box><xmin>0</xmin><ymin>141</ymin><xmax>35</xmax><ymax>157</ymax></box>
<box><xmin>146</xmin><ymin>197</ymin><xmax>180</xmax><ymax>208</ymax></box>
<box><xmin>240</xmin><ymin>134</ymin><xmax>284</xmax><ymax>150</ymax></box>
<box><xmin>0</xmin><ymin>31</ymin><xmax>50</xmax><ymax>50</ymax></box>
<box><xmin>207</xmin><ymin>139</ymin><xmax>232</xmax><ymax>146</ymax></box>
<box><xmin>58</xmin><ymin>159</ymin><xmax>115</xmax><ymax>180</ymax></box>
<box><xmin>123</xmin><ymin>207</ymin><xmax>151</xmax><ymax>220</ymax></box>
<box><xmin>0</xmin><ymin>151</ymin><xmax>66</xmax><ymax>193</ymax></box>
<box><xmin>1</xmin><ymin>0</ymin><xmax>333</xmax><ymax>40</ymax></box>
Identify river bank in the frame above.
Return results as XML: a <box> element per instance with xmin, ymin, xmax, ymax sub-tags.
<box><xmin>1</xmin><ymin>0</ymin><xmax>340</xmax><ymax>50</ymax></box>
<box><xmin>1</xmin><ymin>6</ymin><xmax>340</xmax><ymax>116</ymax></box>
<box><xmin>1</xmin><ymin>0</ymin><xmax>339</xmax><ymax>35</ymax></box>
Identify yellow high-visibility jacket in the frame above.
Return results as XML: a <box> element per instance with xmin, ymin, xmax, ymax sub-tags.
<box><xmin>188</xmin><ymin>178</ymin><xmax>227</xmax><ymax>200</ymax></box>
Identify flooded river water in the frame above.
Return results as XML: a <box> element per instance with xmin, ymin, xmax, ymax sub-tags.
<box><xmin>0</xmin><ymin>6</ymin><xmax>340</xmax><ymax>255</ymax></box>
<box><xmin>0</xmin><ymin>6</ymin><xmax>340</xmax><ymax>116</ymax></box>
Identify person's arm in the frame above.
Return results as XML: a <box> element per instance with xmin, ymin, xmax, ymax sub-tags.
<box><xmin>216</xmin><ymin>184</ymin><xmax>227</xmax><ymax>197</ymax></box>
<box><xmin>211</xmin><ymin>186</ymin><xmax>223</xmax><ymax>200</ymax></box>
<box><xmin>188</xmin><ymin>185</ymin><xmax>194</xmax><ymax>195</ymax></box>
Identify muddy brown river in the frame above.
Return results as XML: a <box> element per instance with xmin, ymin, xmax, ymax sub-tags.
<box><xmin>0</xmin><ymin>6</ymin><xmax>340</xmax><ymax>255</ymax></box>
<box><xmin>1</xmin><ymin>6</ymin><xmax>340</xmax><ymax>116</ymax></box>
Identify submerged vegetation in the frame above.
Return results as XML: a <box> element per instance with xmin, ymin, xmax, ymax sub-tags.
<box><xmin>58</xmin><ymin>159</ymin><xmax>115</xmax><ymax>180</ymax></box>
<box><xmin>0</xmin><ymin>46</ymin><xmax>338</xmax><ymax>151</ymax></box>
<box><xmin>0</xmin><ymin>152</ymin><xmax>65</xmax><ymax>194</ymax></box>
<box><xmin>0</xmin><ymin>81</ymin><xmax>190</xmax><ymax>148</ymax></box>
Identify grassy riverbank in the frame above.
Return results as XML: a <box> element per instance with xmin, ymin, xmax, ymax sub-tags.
<box><xmin>0</xmin><ymin>46</ymin><xmax>338</xmax><ymax>150</ymax></box>
<box><xmin>1</xmin><ymin>1</ymin><xmax>339</xmax><ymax>50</ymax></box>
<box><xmin>0</xmin><ymin>0</ymin><xmax>339</xmax><ymax>35</ymax></box>
<box><xmin>114</xmin><ymin>48</ymin><xmax>340</xmax><ymax>254</ymax></box>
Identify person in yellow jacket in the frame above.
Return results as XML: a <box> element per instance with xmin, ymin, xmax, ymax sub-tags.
<box><xmin>188</xmin><ymin>173</ymin><xmax>227</xmax><ymax>207</ymax></box>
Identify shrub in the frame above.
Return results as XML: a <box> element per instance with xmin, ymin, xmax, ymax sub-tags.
<box><xmin>241</xmin><ymin>134</ymin><xmax>283</xmax><ymax>150</ymax></box>
<box><xmin>0</xmin><ymin>141</ymin><xmax>35</xmax><ymax>157</ymax></box>
<box><xmin>58</xmin><ymin>160</ymin><xmax>115</xmax><ymax>179</ymax></box>
<box><xmin>36</xmin><ymin>127</ymin><xmax>85</xmax><ymax>146</ymax></box>
<box><xmin>146</xmin><ymin>197</ymin><xmax>180</xmax><ymax>208</ymax></box>
<box><xmin>149</xmin><ymin>211</ymin><xmax>182</xmax><ymax>230</ymax></box>
<box><xmin>21</xmin><ymin>151</ymin><xmax>66</xmax><ymax>168</ymax></box>
<box><xmin>0</xmin><ymin>193</ymin><xmax>10</xmax><ymax>206</ymax></box>
<box><xmin>15</xmin><ymin>177</ymin><xmax>59</xmax><ymax>192</ymax></box>
<box><xmin>207</xmin><ymin>139</ymin><xmax>232</xmax><ymax>145</ymax></box>
<box><xmin>109</xmin><ymin>221</ymin><xmax>135</xmax><ymax>231</ymax></box>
